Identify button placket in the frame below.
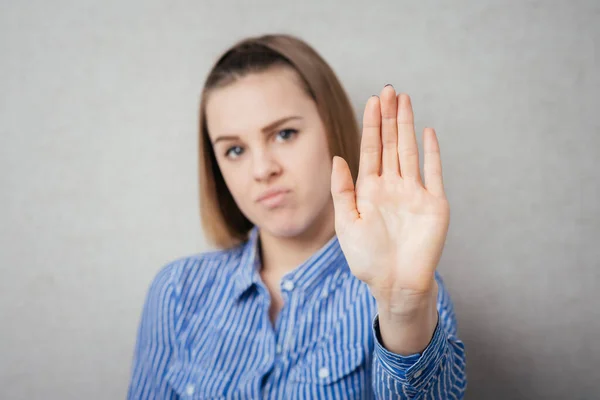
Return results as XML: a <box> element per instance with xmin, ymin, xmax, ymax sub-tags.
<box><xmin>276</xmin><ymin>279</ymin><xmax>299</xmax><ymax>357</ymax></box>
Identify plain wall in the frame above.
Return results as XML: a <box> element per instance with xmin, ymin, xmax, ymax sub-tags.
<box><xmin>1</xmin><ymin>0</ymin><xmax>598</xmax><ymax>399</ymax></box>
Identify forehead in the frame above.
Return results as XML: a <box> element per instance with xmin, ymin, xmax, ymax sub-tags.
<box><xmin>205</xmin><ymin>67</ymin><xmax>314</xmax><ymax>137</ymax></box>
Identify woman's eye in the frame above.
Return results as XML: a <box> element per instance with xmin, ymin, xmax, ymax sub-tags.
<box><xmin>275</xmin><ymin>129</ymin><xmax>298</xmax><ymax>142</ymax></box>
<box><xmin>223</xmin><ymin>130</ymin><xmax>297</xmax><ymax>159</ymax></box>
<box><xmin>225</xmin><ymin>146</ymin><xmax>243</xmax><ymax>159</ymax></box>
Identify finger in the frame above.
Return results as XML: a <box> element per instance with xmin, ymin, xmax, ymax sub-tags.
<box><xmin>423</xmin><ymin>128</ymin><xmax>445</xmax><ymax>197</ymax></box>
<box><xmin>380</xmin><ymin>85</ymin><xmax>400</xmax><ymax>177</ymax></box>
<box><xmin>331</xmin><ymin>156</ymin><xmax>359</xmax><ymax>234</ymax></box>
<box><xmin>397</xmin><ymin>94</ymin><xmax>422</xmax><ymax>183</ymax></box>
<box><xmin>357</xmin><ymin>96</ymin><xmax>382</xmax><ymax>181</ymax></box>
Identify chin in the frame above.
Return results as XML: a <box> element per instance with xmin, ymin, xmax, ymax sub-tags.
<box><xmin>257</xmin><ymin>212</ymin><xmax>312</xmax><ymax>239</ymax></box>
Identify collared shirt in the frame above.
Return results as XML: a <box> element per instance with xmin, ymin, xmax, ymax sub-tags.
<box><xmin>128</xmin><ymin>226</ymin><xmax>466</xmax><ymax>399</ymax></box>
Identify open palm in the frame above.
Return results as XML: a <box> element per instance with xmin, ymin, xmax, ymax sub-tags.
<box><xmin>331</xmin><ymin>86</ymin><xmax>450</xmax><ymax>308</ymax></box>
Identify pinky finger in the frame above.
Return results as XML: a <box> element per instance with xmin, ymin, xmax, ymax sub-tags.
<box><xmin>423</xmin><ymin>128</ymin><xmax>445</xmax><ymax>197</ymax></box>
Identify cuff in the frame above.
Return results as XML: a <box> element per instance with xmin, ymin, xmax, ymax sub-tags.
<box><xmin>372</xmin><ymin>311</ymin><xmax>448</xmax><ymax>390</ymax></box>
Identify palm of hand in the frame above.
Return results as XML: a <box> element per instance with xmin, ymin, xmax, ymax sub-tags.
<box><xmin>331</xmin><ymin>86</ymin><xmax>450</xmax><ymax>307</ymax></box>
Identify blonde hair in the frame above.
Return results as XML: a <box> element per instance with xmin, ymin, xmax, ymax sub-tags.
<box><xmin>198</xmin><ymin>34</ymin><xmax>360</xmax><ymax>249</ymax></box>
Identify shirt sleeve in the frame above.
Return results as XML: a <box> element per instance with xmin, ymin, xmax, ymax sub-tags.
<box><xmin>127</xmin><ymin>265</ymin><xmax>181</xmax><ymax>400</ymax></box>
<box><xmin>371</xmin><ymin>272</ymin><xmax>467</xmax><ymax>399</ymax></box>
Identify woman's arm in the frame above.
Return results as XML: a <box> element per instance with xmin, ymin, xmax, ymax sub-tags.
<box><xmin>371</xmin><ymin>272</ymin><xmax>467</xmax><ymax>399</ymax></box>
<box><xmin>330</xmin><ymin>87</ymin><xmax>466</xmax><ymax>398</ymax></box>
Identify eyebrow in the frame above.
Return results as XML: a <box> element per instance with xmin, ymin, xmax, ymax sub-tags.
<box><xmin>211</xmin><ymin>116</ymin><xmax>303</xmax><ymax>145</ymax></box>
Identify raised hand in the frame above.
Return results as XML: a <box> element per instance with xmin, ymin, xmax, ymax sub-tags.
<box><xmin>330</xmin><ymin>85</ymin><xmax>449</xmax><ymax>325</ymax></box>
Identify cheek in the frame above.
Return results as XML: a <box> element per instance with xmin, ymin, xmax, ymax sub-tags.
<box><xmin>295</xmin><ymin>130</ymin><xmax>331</xmax><ymax>166</ymax></box>
<box><xmin>220</xmin><ymin>165</ymin><xmax>249</xmax><ymax>199</ymax></box>
<box><xmin>309</xmin><ymin>137</ymin><xmax>333</xmax><ymax>172</ymax></box>
<box><xmin>299</xmin><ymin>144</ymin><xmax>333</xmax><ymax>192</ymax></box>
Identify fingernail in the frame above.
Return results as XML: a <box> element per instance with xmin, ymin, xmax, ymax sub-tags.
<box><xmin>371</xmin><ymin>94</ymin><xmax>379</xmax><ymax>98</ymax></box>
<box><xmin>384</xmin><ymin>83</ymin><xmax>393</xmax><ymax>88</ymax></box>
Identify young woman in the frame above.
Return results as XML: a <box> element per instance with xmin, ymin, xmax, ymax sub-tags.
<box><xmin>128</xmin><ymin>34</ymin><xmax>466</xmax><ymax>399</ymax></box>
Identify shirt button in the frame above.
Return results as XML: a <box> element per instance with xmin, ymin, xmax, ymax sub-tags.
<box><xmin>413</xmin><ymin>369</ymin><xmax>423</xmax><ymax>378</ymax></box>
<box><xmin>282</xmin><ymin>280</ymin><xmax>295</xmax><ymax>291</ymax></box>
<box><xmin>318</xmin><ymin>367</ymin><xmax>330</xmax><ymax>379</ymax></box>
<box><xmin>185</xmin><ymin>384</ymin><xmax>195</xmax><ymax>395</ymax></box>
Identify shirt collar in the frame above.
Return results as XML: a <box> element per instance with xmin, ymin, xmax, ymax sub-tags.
<box><xmin>232</xmin><ymin>225</ymin><xmax>347</xmax><ymax>301</ymax></box>
<box><xmin>232</xmin><ymin>226</ymin><xmax>263</xmax><ymax>300</ymax></box>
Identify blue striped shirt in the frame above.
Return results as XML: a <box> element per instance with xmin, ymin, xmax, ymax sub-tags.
<box><xmin>128</xmin><ymin>226</ymin><xmax>466</xmax><ymax>399</ymax></box>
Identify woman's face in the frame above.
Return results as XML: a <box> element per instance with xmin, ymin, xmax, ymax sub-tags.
<box><xmin>205</xmin><ymin>66</ymin><xmax>334</xmax><ymax>239</ymax></box>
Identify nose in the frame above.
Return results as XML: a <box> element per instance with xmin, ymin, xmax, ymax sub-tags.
<box><xmin>252</xmin><ymin>149</ymin><xmax>282</xmax><ymax>182</ymax></box>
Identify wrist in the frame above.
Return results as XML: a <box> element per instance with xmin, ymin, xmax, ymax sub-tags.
<box><xmin>375</xmin><ymin>281</ymin><xmax>438</xmax><ymax>323</ymax></box>
<box><xmin>376</xmin><ymin>290</ymin><xmax>439</xmax><ymax>356</ymax></box>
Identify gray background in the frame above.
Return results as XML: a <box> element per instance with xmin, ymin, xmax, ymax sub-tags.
<box><xmin>1</xmin><ymin>0</ymin><xmax>598</xmax><ymax>399</ymax></box>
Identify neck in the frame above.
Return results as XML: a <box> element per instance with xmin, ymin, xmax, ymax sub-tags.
<box><xmin>258</xmin><ymin>202</ymin><xmax>336</xmax><ymax>276</ymax></box>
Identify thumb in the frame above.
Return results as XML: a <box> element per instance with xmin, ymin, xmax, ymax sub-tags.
<box><xmin>330</xmin><ymin>156</ymin><xmax>359</xmax><ymax>234</ymax></box>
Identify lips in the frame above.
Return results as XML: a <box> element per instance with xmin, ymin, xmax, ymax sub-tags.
<box><xmin>256</xmin><ymin>189</ymin><xmax>290</xmax><ymax>203</ymax></box>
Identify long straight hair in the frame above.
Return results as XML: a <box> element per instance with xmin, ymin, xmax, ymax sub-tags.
<box><xmin>198</xmin><ymin>34</ymin><xmax>361</xmax><ymax>249</ymax></box>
